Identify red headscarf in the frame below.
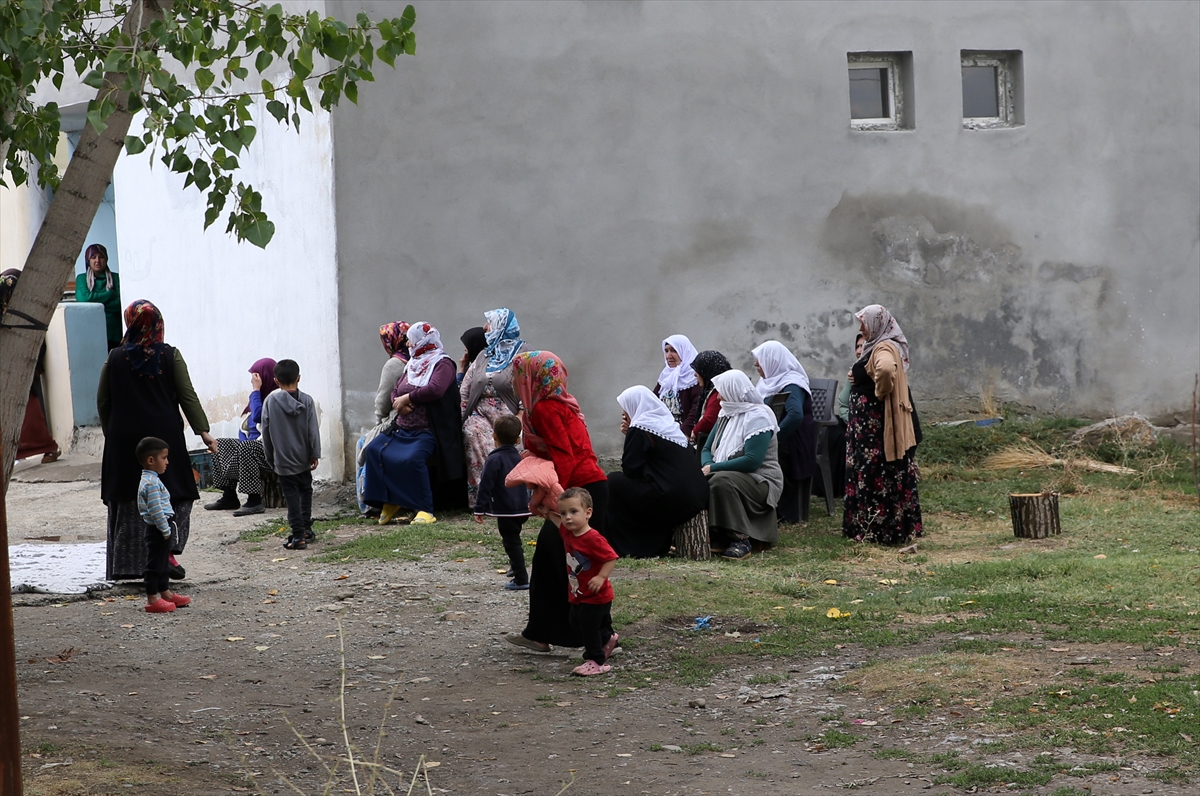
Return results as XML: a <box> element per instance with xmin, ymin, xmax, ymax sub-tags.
<box><xmin>121</xmin><ymin>300</ymin><xmax>167</xmax><ymax>376</ymax></box>
<box><xmin>511</xmin><ymin>350</ymin><xmax>585</xmax><ymax>457</ymax></box>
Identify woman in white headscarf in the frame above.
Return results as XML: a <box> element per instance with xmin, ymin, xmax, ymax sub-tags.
<box><xmin>653</xmin><ymin>334</ymin><xmax>702</xmax><ymax>437</ymax></box>
<box><xmin>752</xmin><ymin>340</ymin><xmax>817</xmax><ymax>523</ymax></box>
<box><xmin>603</xmin><ymin>386</ymin><xmax>710</xmax><ymax>558</ymax></box>
<box><xmin>842</xmin><ymin>304</ymin><xmax>923</xmax><ymax>545</ymax></box>
<box><xmin>700</xmin><ymin>370</ymin><xmax>784</xmax><ymax>560</ymax></box>
<box><xmin>361</xmin><ymin>323</ymin><xmax>465</xmax><ymax>525</ymax></box>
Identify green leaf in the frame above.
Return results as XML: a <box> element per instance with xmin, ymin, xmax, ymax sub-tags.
<box><xmin>191</xmin><ymin>160</ymin><xmax>212</xmax><ymax>190</ymax></box>
<box><xmin>255</xmin><ymin>49</ymin><xmax>273</xmax><ymax>72</ymax></box>
<box><xmin>261</xmin><ymin>78</ymin><xmax>275</xmax><ymax>101</ymax></box>
<box><xmin>86</xmin><ymin>107</ymin><xmax>107</xmax><ymax>134</ymax></box>
<box><xmin>403</xmin><ymin>32</ymin><xmax>415</xmax><ymax>56</ymax></box>
<box><xmin>344</xmin><ymin>80</ymin><xmax>357</xmax><ymax>105</ymax></box>
<box><xmin>241</xmin><ymin>216</ymin><xmax>275</xmax><ymax>249</ymax></box>
<box><xmin>173</xmin><ymin>112</ymin><xmax>197</xmax><ymax>135</ymax></box>
<box><xmin>400</xmin><ymin>6</ymin><xmax>416</xmax><ymax>32</ymax></box>
<box><xmin>123</xmin><ymin>135</ymin><xmax>146</xmax><ymax>155</ymax></box>
<box><xmin>266</xmin><ymin>100</ymin><xmax>288</xmax><ymax>123</ymax></box>
<box><xmin>170</xmin><ymin>148</ymin><xmax>193</xmax><ymax>173</ymax></box>
<box><xmin>237</xmin><ymin>125</ymin><xmax>256</xmax><ymax>146</ymax></box>
<box><xmin>195</xmin><ymin>67</ymin><xmax>214</xmax><ymax>92</ymax></box>
<box><xmin>82</xmin><ymin>69</ymin><xmax>106</xmax><ymax>89</ymax></box>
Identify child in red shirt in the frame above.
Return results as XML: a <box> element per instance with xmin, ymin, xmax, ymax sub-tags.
<box><xmin>551</xmin><ymin>487</ymin><xmax>620</xmax><ymax>676</ymax></box>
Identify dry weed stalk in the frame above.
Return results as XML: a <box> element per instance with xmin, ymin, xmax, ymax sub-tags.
<box><xmin>982</xmin><ymin>440</ymin><xmax>1136</xmax><ymax>475</ymax></box>
<box><xmin>978</xmin><ymin>383</ymin><xmax>999</xmax><ymax>418</ymax></box>
<box><xmin>260</xmin><ymin>619</ymin><xmax>432</xmax><ymax>796</ymax></box>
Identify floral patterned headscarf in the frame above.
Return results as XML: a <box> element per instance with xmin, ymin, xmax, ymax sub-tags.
<box><xmin>483</xmin><ymin>308</ymin><xmax>524</xmax><ymax>374</ymax></box>
<box><xmin>379</xmin><ymin>321</ymin><xmax>411</xmax><ymax>361</ymax></box>
<box><xmin>121</xmin><ymin>299</ymin><xmax>168</xmax><ymax>376</ymax></box>
<box><xmin>855</xmin><ymin>304</ymin><xmax>910</xmax><ymax>371</ymax></box>
<box><xmin>404</xmin><ymin>322</ymin><xmax>451</xmax><ymax>387</ymax></box>
<box><xmin>511</xmin><ymin>350</ymin><xmax>585</xmax><ymax>457</ymax></box>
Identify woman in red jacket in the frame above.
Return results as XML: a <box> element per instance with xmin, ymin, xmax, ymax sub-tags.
<box><xmin>505</xmin><ymin>350</ymin><xmax>608</xmax><ymax>652</ymax></box>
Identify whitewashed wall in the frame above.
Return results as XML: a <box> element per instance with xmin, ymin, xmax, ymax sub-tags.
<box><xmin>112</xmin><ymin>97</ymin><xmax>344</xmax><ymax>480</ymax></box>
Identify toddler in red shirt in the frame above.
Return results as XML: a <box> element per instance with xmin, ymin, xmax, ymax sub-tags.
<box><xmin>551</xmin><ymin>487</ymin><xmax>620</xmax><ymax>676</ymax></box>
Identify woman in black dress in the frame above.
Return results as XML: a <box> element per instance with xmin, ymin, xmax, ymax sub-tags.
<box><xmin>604</xmin><ymin>386</ymin><xmax>709</xmax><ymax>557</ymax></box>
<box><xmin>99</xmin><ymin>300</ymin><xmax>216</xmax><ymax>579</ymax></box>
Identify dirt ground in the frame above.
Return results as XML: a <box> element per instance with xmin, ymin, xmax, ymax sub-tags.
<box><xmin>8</xmin><ymin>455</ymin><xmax>1192</xmax><ymax>795</ymax></box>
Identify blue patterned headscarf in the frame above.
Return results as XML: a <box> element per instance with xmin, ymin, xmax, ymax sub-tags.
<box><xmin>483</xmin><ymin>308</ymin><xmax>524</xmax><ymax>374</ymax></box>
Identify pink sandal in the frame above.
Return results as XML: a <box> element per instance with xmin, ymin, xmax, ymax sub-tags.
<box><xmin>601</xmin><ymin>633</ymin><xmax>620</xmax><ymax>661</ymax></box>
<box><xmin>572</xmin><ymin>660</ymin><xmax>611</xmax><ymax>676</ymax></box>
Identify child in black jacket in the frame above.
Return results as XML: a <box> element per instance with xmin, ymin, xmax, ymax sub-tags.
<box><xmin>473</xmin><ymin>415</ymin><xmax>531</xmax><ymax>590</ymax></box>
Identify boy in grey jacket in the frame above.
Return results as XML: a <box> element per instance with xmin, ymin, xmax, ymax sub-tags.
<box><xmin>261</xmin><ymin>359</ymin><xmax>321</xmax><ymax>550</ymax></box>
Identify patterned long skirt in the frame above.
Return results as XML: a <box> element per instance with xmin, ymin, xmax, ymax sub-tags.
<box><xmin>106</xmin><ymin>499</ymin><xmax>194</xmax><ymax>580</ymax></box>
<box><xmin>842</xmin><ymin>394</ymin><xmax>923</xmax><ymax>545</ymax></box>
<box><xmin>212</xmin><ymin>438</ymin><xmax>267</xmax><ymax>496</ymax></box>
<box><xmin>462</xmin><ymin>394</ymin><xmax>517</xmax><ymax>506</ymax></box>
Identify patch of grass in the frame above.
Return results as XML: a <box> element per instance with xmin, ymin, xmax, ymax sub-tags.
<box><xmin>671</xmin><ymin>650</ymin><xmax>724</xmax><ymax>686</ymax></box>
<box><xmin>239</xmin><ymin>510</ymin><xmax>376</xmax><ymax>543</ymax></box>
<box><xmin>809</xmin><ymin>729</ymin><xmax>857</xmax><ymax>749</ymax></box>
<box><xmin>682</xmin><ymin>742</ymin><xmax>723</xmax><ymax>755</ymax></box>
<box><xmin>312</xmin><ymin>511</ymin><xmax>492</xmax><ymax>562</ymax></box>
<box><xmin>933</xmin><ymin>763</ymin><xmax>1053</xmax><ymax>788</ymax></box>
<box><xmin>748</xmin><ymin>673</ymin><xmax>783</xmax><ymax>685</ymax></box>
<box><xmin>873</xmin><ymin>747</ymin><xmax>915</xmax><ymax>761</ymax></box>
<box><xmin>1051</xmin><ymin>788</ymin><xmax>1090</xmax><ymax>796</ymax></box>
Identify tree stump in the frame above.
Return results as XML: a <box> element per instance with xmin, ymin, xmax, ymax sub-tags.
<box><xmin>1009</xmin><ymin>492</ymin><xmax>1061</xmax><ymax>539</ymax></box>
<box><xmin>672</xmin><ymin>511</ymin><xmax>710</xmax><ymax>561</ymax></box>
<box><xmin>260</xmin><ymin>467</ymin><xmax>285</xmax><ymax>509</ymax></box>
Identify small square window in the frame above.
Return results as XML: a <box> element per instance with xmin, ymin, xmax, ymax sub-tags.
<box><xmin>848</xmin><ymin>52</ymin><xmax>913</xmax><ymax>131</ymax></box>
<box><xmin>961</xmin><ymin>50</ymin><xmax>1023</xmax><ymax>129</ymax></box>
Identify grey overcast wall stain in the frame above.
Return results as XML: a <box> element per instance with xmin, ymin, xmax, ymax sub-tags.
<box><xmin>820</xmin><ymin>192</ymin><xmax>1120</xmax><ymax>409</ymax></box>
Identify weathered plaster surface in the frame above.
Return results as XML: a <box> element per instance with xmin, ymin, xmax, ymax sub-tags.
<box><xmin>329</xmin><ymin>0</ymin><xmax>1198</xmax><ymax>459</ymax></box>
<box><xmin>112</xmin><ymin>95</ymin><xmax>344</xmax><ymax>480</ymax></box>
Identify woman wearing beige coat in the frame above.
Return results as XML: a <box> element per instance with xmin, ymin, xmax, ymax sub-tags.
<box><xmin>842</xmin><ymin>305</ymin><xmax>923</xmax><ymax>544</ymax></box>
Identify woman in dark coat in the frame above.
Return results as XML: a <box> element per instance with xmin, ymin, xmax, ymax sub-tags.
<box><xmin>504</xmin><ymin>350</ymin><xmax>608</xmax><ymax>652</ymax></box>
<box><xmin>604</xmin><ymin>385</ymin><xmax>709</xmax><ymax>558</ymax></box>
<box><xmin>99</xmin><ymin>300</ymin><xmax>215</xmax><ymax>580</ymax></box>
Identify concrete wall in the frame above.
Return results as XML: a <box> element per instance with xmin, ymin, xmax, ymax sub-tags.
<box><xmin>111</xmin><ymin>94</ymin><xmax>345</xmax><ymax>480</ymax></box>
<box><xmin>329</xmin><ymin>0</ymin><xmax>1200</xmax><ymax>460</ymax></box>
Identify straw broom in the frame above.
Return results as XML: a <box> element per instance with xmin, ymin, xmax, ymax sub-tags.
<box><xmin>982</xmin><ymin>441</ymin><xmax>1136</xmax><ymax>475</ymax></box>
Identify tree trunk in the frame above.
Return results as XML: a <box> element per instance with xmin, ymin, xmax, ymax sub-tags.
<box><xmin>1009</xmin><ymin>492</ymin><xmax>1061</xmax><ymax>539</ymax></box>
<box><xmin>672</xmin><ymin>511</ymin><xmax>710</xmax><ymax>561</ymax></box>
<box><xmin>0</xmin><ymin>1</ymin><xmax>162</xmax><ymax>486</ymax></box>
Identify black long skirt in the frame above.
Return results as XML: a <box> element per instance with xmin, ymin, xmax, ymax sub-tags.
<box><xmin>521</xmin><ymin>479</ymin><xmax>609</xmax><ymax>647</ymax></box>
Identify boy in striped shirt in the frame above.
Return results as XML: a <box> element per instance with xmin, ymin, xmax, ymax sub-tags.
<box><xmin>137</xmin><ymin>437</ymin><xmax>192</xmax><ymax>613</ymax></box>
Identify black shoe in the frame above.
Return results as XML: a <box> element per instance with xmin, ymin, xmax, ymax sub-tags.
<box><xmin>283</xmin><ymin>536</ymin><xmax>307</xmax><ymax>550</ymax></box>
<box><xmin>721</xmin><ymin>540</ymin><xmax>752</xmax><ymax>560</ymax></box>
<box><xmin>232</xmin><ymin>502</ymin><xmax>265</xmax><ymax>517</ymax></box>
<box><xmin>168</xmin><ymin>563</ymin><xmax>186</xmax><ymax>580</ymax></box>
<box><xmin>204</xmin><ymin>495</ymin><xmax>240</xmax><ymax>511</ymax></box>
<box><xmin>303</xmin><ymin>530</ymin><xmax>316</xmax><ymax>543</ymax></box>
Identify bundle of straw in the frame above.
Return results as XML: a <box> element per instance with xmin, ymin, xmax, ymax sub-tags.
<box><xmin>982</xmin><ymin>441</ymin><xmax>1136</xmax><ymax>475</ymax></box>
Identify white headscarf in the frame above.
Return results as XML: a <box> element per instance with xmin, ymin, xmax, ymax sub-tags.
<box><xmin>856</xmin><ymin>304</ymin><xmax>910</xmax><ymax>371</ymax></box>
<box><xmin>404</xmin><ymin>322</ymin><xmax>452</xmax><ymax>387</ymax></box>
<box><xmin>617</xmin><ymin>385</ymin><xmax>688</xmax><ymax>447</ymax></box>
<box><xmin>656</xmin><ymin>334</ymin><xmax>699</xmax><ymax>394</ymax></box>
<box><xmin>710</xmin><ymin>370</ymin><xmax>778</xmax><ymax>464</ymax></box>
<box><xmin>752</xmin><ymin>340</ymin><xmax>811</xmax><ymax>399</ymax></box>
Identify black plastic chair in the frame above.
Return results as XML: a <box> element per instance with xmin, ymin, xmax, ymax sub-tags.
<box><xmin>802</xmin><ymin>378</ymin><xmax>839</xmax><ymax>518</ymax></box>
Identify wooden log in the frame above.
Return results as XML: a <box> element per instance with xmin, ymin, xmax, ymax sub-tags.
<box><xmin>260</xmin><ymin>467</ymin><xmax>285</xmax><ymax>509</ymax></box>
<box><xmin>1009</xmin><ymin>492</ymin><xmax>1061</xmax><ymax>539</ymax></box>
<box><xmin>672</xmin><ymin>511</ymin><xmax>710</xmax><ymax>561</ymax></box>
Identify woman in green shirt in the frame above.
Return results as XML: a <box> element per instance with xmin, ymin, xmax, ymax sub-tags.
<box><xmin>75</xmin><ymin>243</ymin><xmax>122</xmax><ymax>349</ymax></box>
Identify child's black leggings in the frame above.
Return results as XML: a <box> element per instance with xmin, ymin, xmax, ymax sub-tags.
<box><xmin>569</xmin><ymin>601</ymin><xmax>614</xmax><ymax>664</ymax></box>
<box><xmin>497</xmin><ymin>516</ymin><xmax>528</xmax><ymax>584</ymax></box>
<box><xmin>144</xmin><ymin>524</ymin><xmax>171</xmax><ymax>596</ymax></box>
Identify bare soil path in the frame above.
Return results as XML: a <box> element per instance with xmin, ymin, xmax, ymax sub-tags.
<box><xmin>9</xmin><ymin>456</ymin><xmax>1189</xmax><ymax>795</ymax></box>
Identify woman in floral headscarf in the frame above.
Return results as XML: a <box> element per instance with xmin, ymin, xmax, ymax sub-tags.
<box><xmin>204</xmin><ymin>357</ymin><xmax>278</xmax><ymax>517</ymax></box>
<box><xmin>98</xmin><ymin>300</ymin><xmax>216</xmax><ymax>580</ymax></box>
<box><xmin>503</xmin><ymin>350</ymin><xmax>607</xmax><ymax>653</ymax></box>
<box><xmin>459</xmin><ymin>308</ymin><xmax>526</xmax><ymax>504</ymax></box>
<box><xmin>842</xmin><ymin>304</ymin><xmax>923</xmax><ymax>545</ymax></box>
<box><xmin>354</xmin><ymin>321</ymin><xmax>412</xmax><ymax>514</ymax></box>
<box><xmin>360</xmin><ymin>322</ymin><xmax>465</xmax><ymax>524</ymax></box>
